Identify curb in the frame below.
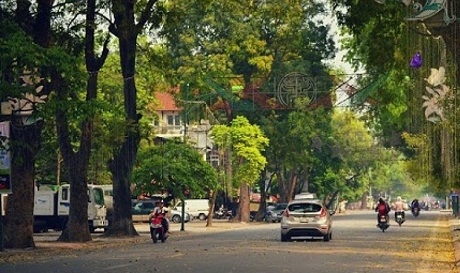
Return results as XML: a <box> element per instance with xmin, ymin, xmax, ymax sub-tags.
<box><xmin>450</xmin><ymin>218</ymin><xmax>460</xmax><ymax>273</ymax></box>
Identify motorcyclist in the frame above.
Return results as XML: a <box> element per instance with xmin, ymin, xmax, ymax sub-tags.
<box><xmin>375</xmin><ymin>197</ymin><xmax>390</xmax><ymax>226</ymax></box>
<box><xmin>411</xmin><ymin>198</ymin><xmax>420</xmax><ymax>214</ymax></box>
<box><xmin>148</xmin><ymin>200</ymin><xmax>169</xmax><ymax>237</ymax></box>
<box><xmin>393</xmin><ymin>196</ymin><xmax>405</xmax><ymax>223</ymax></box>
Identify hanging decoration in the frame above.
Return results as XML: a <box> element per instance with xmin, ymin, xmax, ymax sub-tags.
<box><xmin>374</xmin><ymin>0</ymin><xmax>411</xmax><ymax>5</ymax></box>
<box><xmin>410</xmin><ymin>51</ymin><xmax>423</xmax><ymax>68</ymax></box>
<box><xmin>374</xmin><ymin>0</ymin><xmax>456</xmax><ymax>26</ymax></box>
<box><xmin>421</xmin><ymin>66</ymin><xmax>449</xmax><ymax>123</ymax></box>
<box><xmin>405</xmin><ymin>0</ymin><xmax>456</xmax><ymax>26</ymax></box>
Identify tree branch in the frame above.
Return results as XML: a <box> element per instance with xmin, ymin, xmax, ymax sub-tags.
<box><xmin>135</xmin><ymin>0</ymin><xmax>158</xmax><ymax>33</ymax></box>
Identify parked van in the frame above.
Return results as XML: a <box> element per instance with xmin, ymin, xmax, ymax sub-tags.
<box><xmin>173</xmin><ymin>199</ymin><xmax>210</xmax><ymax>220</ymax></box>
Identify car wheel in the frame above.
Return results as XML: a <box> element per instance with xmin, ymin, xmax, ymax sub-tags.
<box><xmin>172</xmin><ymin>215</ymin><xmax>181</xmax><ymax>223</ymax></box>
<box><xmin>281</xmin><ymin>233</ymin><xmax>289</xmax><ymax>242</ymax></box>
<box><xmin>323</xmin><ymin>232</ymin><xmax>331</xmax><ymax>242</ymax></box>
<box><xmin>198</xmin><ymin>214</ymin><xmax>207</xmax><ymax>221</ymax></box>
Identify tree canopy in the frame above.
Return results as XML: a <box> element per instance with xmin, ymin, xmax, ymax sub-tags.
<box><xmin>132</xmin><ymin>140</ymin><xmax>218</xmax><ymax>201</ymax></box>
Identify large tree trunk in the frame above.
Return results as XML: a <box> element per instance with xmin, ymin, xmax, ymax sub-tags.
<box><xmin>105</xmin><ymin>0</ymin><xmax>141</xmax><ymax>236</ymax></box>
<box><xmin>107</xmin><ymin>133</ymin><xmax>139</xmax><ymax>236</ymax></box>
<box><xmin>57</xmin><ymin>161</ymin><xmax>92</xmax><ymax>242</ymax></box>
<box><xmin>236</xmin><ymin>182</ymin><xmax>251</xmax><ymax>222</ymax></box>
<box><xmin>54</xmin><ymin>72</ymin><xmax>93</xmax><ymax>242</ymax></box>
<box><xmin>57</xmin><ymin>0</ymin><xmax>108</xmax><ymax>242</ymax></box>
<box><xmin>3</xmin><ymin>119</ymin><xmax>42</xmax><ymax>249</ymax></box>
<box><xmin>3</xmin><ymin>0</ymin><xmax>53</xmax><ymax>249</ymax></box>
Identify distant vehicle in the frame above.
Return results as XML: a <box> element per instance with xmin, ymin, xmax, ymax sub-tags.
<box><xmin>34</xmin><ymin>184</ymin><xmax>108</xmax><ymax>233</ymax></box>
<box><xmin>280</xmin><ymin>198</ymin><xmax>334</xmax><ymax>242</ymax></box>
<box><xmin>131</xmin><ymin>199</ymin><xmax>162</xmax><ymax>222</ymax></box>
<box><xmin>266</xmin><ymin>202</ymin><xmax>276</xmax><ymax>212</ymax></box>
<box><xmin>169</xmin><ymin>208</ymin><xmax>191</xmax><ymax>223</ymax></box>
<box><xmin>173</xmin><ymin>199</ymin><xmax>210</xmax><ymax>220</ymax></box>
<box><xmin>266</xmin><ymin>203</ymin><xmax>288</xmax><ymax>223</ymax></box>
<box><xmin>294</xmin><ymin>192</ymin><xmax>318</xmax><ymax>200</ymax></box>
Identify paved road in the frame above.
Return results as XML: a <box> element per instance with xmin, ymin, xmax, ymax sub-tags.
<box><xmin>0</xmin><ymin>210</ymin><xmax>457</xmax><ymax>273</ymax></box>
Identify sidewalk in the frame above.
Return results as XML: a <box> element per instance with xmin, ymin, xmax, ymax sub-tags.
<box><xmin>0</xmin><ymin>220</ymin><xmax>255</xmax><ymax>264</ymax></box>
<box><xmin>449</xmin><ymin>216</ymin><xmax>460</xmax><ymax>273</ymax></box>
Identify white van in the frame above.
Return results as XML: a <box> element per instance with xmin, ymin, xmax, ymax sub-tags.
<box><xmin>174</xmin><ymin>199</ymin><xmax>210</xmax><ymax>220</ymax></box>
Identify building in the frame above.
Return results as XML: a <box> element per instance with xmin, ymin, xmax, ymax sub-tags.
<box><xmin>152</xmin><ymin>91</ymin><xmax>214</xmax><ymax>163</ymax></box>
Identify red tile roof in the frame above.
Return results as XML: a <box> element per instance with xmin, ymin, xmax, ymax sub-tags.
<box><xmin>155</xmin><ymin>92</ymin><xmax>182</xmax><ymax>111</ymax></box>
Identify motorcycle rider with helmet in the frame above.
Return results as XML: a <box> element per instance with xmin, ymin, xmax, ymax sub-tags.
<box><xmin>411</xmin><ymin>198</ymin><xmax>420</xmax><ymax>216</ymax></box>
<box><xmin>393</xmin><ymin>196</ymin><xmax>405</xmax><ymax>223</ymax></box>
<box><xmin>375</xmin><ymin>197</ymin><xmax>391</xmax><ymax>226</ymax></box>
<box><xmin>148</xmin><ymin>200</ymin><xmax>170</xmax><ymax>238</ymax></box>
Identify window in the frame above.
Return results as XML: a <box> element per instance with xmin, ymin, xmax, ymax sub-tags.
<box><xmin>93</xmin><ymin>188</ymin><xmax>105</xmax><ymax>205</ymax></box>
<box><xmin>289</xmin><ymin>203</ymin><xmax>322</xmax><ymax>213</ymax></box>
<box><xmin>167</xmin><ymin>115</ymin><xmax>181</xmax><ymax>126</ymax></box>
<box><xmin>61</xmin><ymin>188</ymin><xmax>69</xmax><ymax>201</ymax></box>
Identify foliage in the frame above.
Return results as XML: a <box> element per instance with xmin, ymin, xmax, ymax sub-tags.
<box><xmin>131</xmin><ymin>140</ymin><xmax>218</xmax><ymax>200</ymax></box>
<box><xmin>160</xmin><ymin>0</ymin><xmax>336</xmax><ymax>120</ymax></box>
<box><xmin>329</xmin><ymin>0</ymin><xmax>459</xmax><ymax>194</ymax></box>
<box><xmin>211</xmin><ymin>116</ymin><xmax>268</xmax><ymax>187</ymax></box>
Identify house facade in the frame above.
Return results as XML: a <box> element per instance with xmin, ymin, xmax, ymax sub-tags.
<box><xmin>152</xmin><ymin>91</ymin><xmax>215</xmax><ymax>163</ymax></box>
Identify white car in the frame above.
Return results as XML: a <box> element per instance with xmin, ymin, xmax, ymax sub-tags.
<box><xmin>169</xmin><ymin>209</ymin><xmax>191</xmax><ymax>223</ymax></box>
<box><xmin>280</xmin><ymin>198</ymin><xmax>334</xmax><ymax>242</ymax></box>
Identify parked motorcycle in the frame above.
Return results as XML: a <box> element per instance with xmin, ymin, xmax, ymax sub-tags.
<box><xmin>395</xmin><ymin>211</ymin><xmax>404</xmax><ymax>226</ymax></box>
<box><xmin>214</xmin><ymin>206</ymin><xmax>233</xmax><ymax>220</ymax></box>
<box><xmin>150</xmin><ymin>215</ymin><xmax>167</xmax><ymax>243</ymax></box>
<box><xmin>377</xmin><ymin>214</ymin><xmax>389</xmax><ymax>232</ymax></box>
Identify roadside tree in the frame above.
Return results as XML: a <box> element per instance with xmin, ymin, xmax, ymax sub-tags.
<box><xmin>105</xmin><ymin>0</ymin><xmax>166</xmax><ymax>237</ymax></box>
<box><xmin>131</xmin><ymin>140</ymin><xmax>218</xmax><ymax>217</ymax></box>
<box><xmin>211</xmin><ymin>116</ymin><xmax>268</xmax><ymax>222</ymax></box>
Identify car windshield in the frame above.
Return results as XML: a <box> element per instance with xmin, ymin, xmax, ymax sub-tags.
<box><xmin>275</xmin><ymin>204</ymin><xmax>287</xmax><ymax>210</ymax></box>
<box><xmin>288</xmin><ymin>203</ymin><xmax>322</xmax><ymax>213</ymax></box>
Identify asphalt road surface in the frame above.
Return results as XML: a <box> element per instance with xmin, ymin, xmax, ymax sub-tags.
<box><xmin>0</xmin><ymin>210</ymin><xmax>457</xmax><ymax>273</ymax></box>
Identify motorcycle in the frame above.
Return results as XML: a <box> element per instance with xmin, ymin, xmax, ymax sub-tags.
<box><xmin>395</xmin><ymin>211</ymin><xmax>404</xmax><ymax>226</ymax></box>
<box><xmin>150</xmin><ymin>214</ymin><xmax>167</xmax><ymax>243</ymax></box>
<box><xmin>377</xmin><ymin>214</ymin><xmax>389</xmax><ymax>232</ymax></box>
<box><xmin>411</xmin><ymin>206</ymin><xmax>420</xmax><ymax>217</ymax></box>
<box><xmin>214</xmin><ymin>207</ymin><xmax>233</xmax><ymax>220</ymax></box>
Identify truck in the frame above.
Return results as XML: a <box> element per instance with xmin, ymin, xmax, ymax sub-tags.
<box><xmin>33</xmin><ymin>183</ymin><xmax>108</xmax><ymax>233</ymax></box>
<box><xmin>173</xmin><ymin>199</ymin><xmax>210</xmax><ymax>220</ymax></box>
<box><xmin>99</xmin><ymin>184</ymin><xmax>114</xmax><ymax>226</ymax></box>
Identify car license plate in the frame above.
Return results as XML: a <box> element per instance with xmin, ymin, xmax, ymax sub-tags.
<box><xmin>300</xmin><ymin>217</ymin><xmax>309</xmax><ymax>223</ymax></box>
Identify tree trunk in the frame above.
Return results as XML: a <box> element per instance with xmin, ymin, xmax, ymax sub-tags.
<box><xmin>3</xmin><ymin>0</ymin><xmax>54</xmax><ymax>249</ymax></box>
<box><xmin>3</xmin><ymin>119</ymin><xmax>42</xmax><ymax>249</ymax></box>
<box><xmin>55</xmin><ymin>75</ymin><xmax>93</xmax><ymax>242</ymax></box>
<box><xmin>105</xmin><ymin>28</ymin><xmax>139</xmax><ymax>237</ymax></box>
<box><xmin>277</xmin><ymin>169</ymin><xmax>298</xmax><ymax>203</ymax></box>
<box><xmin>107</xmin><ymin>134</ymin><xmax>139</xmax><ymax>236</ymax></box>
<box><xmin>236</xmin><ymin>182</ymin><xmax>250</xmax><ymax>222</ymax></box>
<box><xmin>256</xmin><ymin>171</ymin><xmax>274</xmax><ymax>221</ymax></box>
<box><xmin>206</xmin><ymin>189</ymin><xmax>217</xmax><ymax>227</ymax></box>
<box><xmin>57</xmin><ymin>166</ymin><xmax>91</xmax><ymax>242</ymax></box>
<box><xmin>57</xmin><ymin>0</ymin><xmax>109</xmax><ymax>241</ymax></box>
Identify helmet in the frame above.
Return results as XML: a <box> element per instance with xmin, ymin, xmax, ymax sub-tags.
<box><xmin>379</xmin><ymin>197</ymin><xmax>385</xmax><ymax>203</ymax></box>
<box><xmin>397</xmin><ymin>196</ymin><xmax>402</xmax><ymax>201</ymax></box>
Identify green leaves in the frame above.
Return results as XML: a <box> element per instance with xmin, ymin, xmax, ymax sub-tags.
<box><xmin>132</xmin><ymin>141</ymin><xmax>218</xmax><ymax>199</ymax></box>
<box><xmin>211</xmin><ymin>116</ymin><xmax>268</xmax><ymax>186</ymax></box>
